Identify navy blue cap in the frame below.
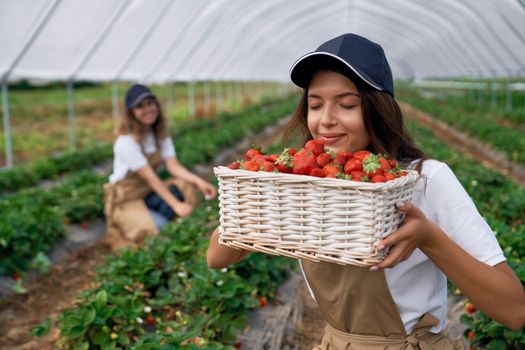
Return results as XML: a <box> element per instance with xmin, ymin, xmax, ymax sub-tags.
<box><xmin>290</xmin><ymin>33</ymin><xmax>394</xmax><ymax>97</ymax></box>
<box><xmin>125</xmin><ymin>84</ymin><xmax>155</xmax><ymax>109</ymax></box>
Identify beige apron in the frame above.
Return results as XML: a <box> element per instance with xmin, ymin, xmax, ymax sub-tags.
<box><xmin>103</xmin><ymin>151</ymin><xmax>197</xmax><ymax>243</ymax></box>
<box><xmin>302</xmin><ymin>260</ymin><xmax>454</xmax><ymax>350</ymax></box>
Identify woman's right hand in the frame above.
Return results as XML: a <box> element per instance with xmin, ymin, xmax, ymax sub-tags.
<box><xmin>173</xmin><ymin>202</ymin><xmax>193</xmax><ymax>218</ymax></box>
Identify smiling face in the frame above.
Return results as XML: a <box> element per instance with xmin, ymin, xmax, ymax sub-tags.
<box><xmin>132</xmin><ymin>97</ymin><xmax>159</xmax><ymax>126</ymax></box>
<box><xmin>306</xmin><ymin>70</ymin><xmax>370</xmax><ymax>154</ymax></box>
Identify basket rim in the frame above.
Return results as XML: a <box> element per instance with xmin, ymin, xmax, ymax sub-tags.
<box><xmin>214</xmin><ymin>166</ymin><xmax>419</xmax><ymax>190</ymax></box>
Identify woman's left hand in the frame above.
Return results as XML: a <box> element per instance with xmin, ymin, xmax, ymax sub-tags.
<box><xmin>197</xmin><ymin>180</ymin><xmax>217</xmax><ymax>200</ymax></box>
<box><xmin>371</xmin><ymin>201</ymin><xmax>437</xmax><ymax>270</ymax></box>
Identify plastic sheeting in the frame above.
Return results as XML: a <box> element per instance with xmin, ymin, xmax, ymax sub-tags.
<box><xmin>1</xmin><ymin>0</ymin><xmax>525</xmax><ymax>83</ymax></box>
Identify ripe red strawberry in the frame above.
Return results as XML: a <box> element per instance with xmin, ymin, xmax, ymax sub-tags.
<box><xmin>275</xmin><ymin>148</ymin><xmax>294</xmax><ymax>173</ymax></box>
<box><xmin>353</xmin><ymin>150</ymin><xmax>371</xmax><ymax>162</ymax></box>
<box><xmin>363</xmin><ymin>153</ymin><xmax>383</xmax><ymax>176</ymax></box>
<box><xmin>227</xmin><ymin>161</ymin><xmax>240</xmax><ymax>169</ymax></box>
<box><xmin>316</xmin><ymin>152</ymin><xmax>333</xmax><ymax>168</ymax></box>
<box><xmin>384</xmin><ymin>172</ymin><xmax>397</xmax><ymax>181</ymax></box>
<box><xmin>243</xmin><ymin>161</ymin><xmax>260</xmax><ymax>171</ymax></box>
<box><xmin>465</xmin><ymin>302</ymin><xmax>476</xmax><ymax>315</ymax></box>
<box><xmin>261</xmin><ymin>161</ymin><xmax>276</xmax><ymax>172</ymax></box>
<box><xmin>258</xmin><ymin>296</ymin><xmax>268</xmax><ymax>307</ymax></box>
<box><xmin>293</xmin><ymin>149</ymin><xmax>319</xmax><ymax>175</ymax></box>
<box><xmin>245</xmin><ymin>148</ymin><xmax>263</xmax><ymax>161</ymax></box>
<box><xmin>268</xmin><ymin>154</ymin><xmax>279</xmax><ymax>163</ymax></box>
<box><xmin>309</xmin><ymin>168</ymin><xmax>327</xmax><ymax>177</ymax></box>
<box><xmin>350</xmin><ymin>171</ymin><xmax>368</xmax><ymax>182</ymax></box>
<box><xmin>344</xmin><ymin>158</ymin><xmax>363</xmax><ymax>174</ymax></box>
<box><xmin>251</xmin><ymin>154</ymin><xmax>270</xmax><ymax>165</ymax></box>
<box><xmin>468</xmin><ymin>331</ymin><xmax>475</xmax><ymax>341</ymax></box>
<box><xmin>371</xmin><ymin>174</ymin><xmax>387</xmax><ymax>183</ymax></box>
<box><xmin>12</xmin><ymin>272</ymin><xmax>21</xmax><ymax>281</ymax></box>
<box><xmin>378</xmin><ymin>156</ymin><xmax>391</xmax><ymax>171</ymax></box>
<box><xmin>323</xmin><ymin>164</ymin><xmax>341</xmax><ymax>178</ymax></box>
<box><xmin>388</xmin><ymin>159</ymin><xmax>398</xmax><ymax>168</ymax></box>
<box><xmin>304</xmin><ymin>139</ymin><xmax>325</xmax><ymax>156</ymax></box>
<box><xmin>146</xmin><ymin>315</ymin><xmax>155</xmax><ymax>325</ymax></box>
<box><xmin>333</xmin><ymin>150</ymin><xmax>353</xmax><ymax>166</ymax></box>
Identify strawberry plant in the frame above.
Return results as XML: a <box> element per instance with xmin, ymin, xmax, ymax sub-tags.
<box><xmin>406</xmin><ymin>119</ymin><xmax>525</xmax><ymax>349</ymax></box>
<box><xmin>57</xmin><ymin>204</ymin><xmax>294</xmax><ymax>349</ymax></box>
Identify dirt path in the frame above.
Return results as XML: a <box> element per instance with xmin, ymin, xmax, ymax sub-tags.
<box><xmin>0</xmin><ymin>116</ymin><xmax>292</xmax><ymax>350</ymax></box>
<box><xmin>0</xmin><ymin>244</ymin><xmax>112</xmax><ymax>349</ymax></box>
<box><xmin>400</xmin><ymin>102</ymin><xmax>525</xmax><ymax>188</ymax></box>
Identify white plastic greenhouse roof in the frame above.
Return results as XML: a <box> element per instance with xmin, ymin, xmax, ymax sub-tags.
<box><xmin>1</xmin><ymin>0</ymin><xmax>524</xmax><ymax>84</ymax></box>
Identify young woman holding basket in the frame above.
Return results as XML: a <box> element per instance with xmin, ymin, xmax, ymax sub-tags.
<box><xmin>207</xmin><ymin>33</ymin><xmax>525</xmax><ymax>349</ymax></box>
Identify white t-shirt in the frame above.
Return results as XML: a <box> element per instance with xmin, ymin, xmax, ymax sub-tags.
<box><xmin>108</xmin><ymin>132</ymin><xmax>176</xmax><ymax>184</ymax></box>
<box><xmin>301</xmin><ymin>159</ymin><xmax>506</xmax><ymax>334</ymax></box>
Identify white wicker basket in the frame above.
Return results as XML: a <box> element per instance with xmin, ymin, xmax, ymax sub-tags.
<box><xmin>214</xmin><ymin>166</ymin><xmax>419</xmax><ymax>266</ymax></box>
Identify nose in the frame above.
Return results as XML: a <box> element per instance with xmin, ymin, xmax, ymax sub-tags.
<box><xmin>319</xmin><ymin>104</ymin><xmax>337</xmax><ymax>127</ymax></box>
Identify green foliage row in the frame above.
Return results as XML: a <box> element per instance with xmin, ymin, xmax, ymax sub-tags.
<box><xmin>397</xmin><ymin>85</ymin><xmax>525</xmax><ymax>166</ymax></box>
<box><xmin>406</xmin><ymin>120</ymin><xmax>525</xmax><ymax>349</ymax></box>
<box><xmin>0</xmin><ymin>143</ymin><xmax>112</xmax><ymax>195</ymax></box>
<box><xmin>0</xmin><ymin>96</ymin><xmax>295</xmax><ymax>195</ymax></box>
<box><xmin>0</xmin><ymin>95</ymin><xmax>298</xmax><ymax>276</ymax></box>
<box><xmin>56</xmin><ymin>204</ymin><xmax>294</xmax><ymax>349</ymax></box>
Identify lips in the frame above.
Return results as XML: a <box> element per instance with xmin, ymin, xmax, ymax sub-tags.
<box><xmin>319</xmin><ymin>133</ymin><xmax>345</xmax><ymax>144</ymax></box>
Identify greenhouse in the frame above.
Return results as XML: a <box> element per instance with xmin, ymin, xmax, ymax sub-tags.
<box><xmin>0</xmin><ymin>0</ymin><xmax>524</xmax><ymax>349</ymax></box>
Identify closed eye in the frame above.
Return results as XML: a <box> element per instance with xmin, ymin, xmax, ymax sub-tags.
<box><xmin>309</xmin><ymin>104</ymin><xmax>322</xmax><ymax>111</ymax></box>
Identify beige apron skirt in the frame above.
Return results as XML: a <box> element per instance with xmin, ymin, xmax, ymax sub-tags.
<box><xmin>103</xmin><ymin>151</ymin><xmax>196</xmax><ymax>243</ymax></box>
<box><xmin>302</xmin><ymin>260</ymin><xmax>454</xmax><ymax>350</ymax></box>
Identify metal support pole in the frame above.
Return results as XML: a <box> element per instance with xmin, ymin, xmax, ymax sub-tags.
<box><xmin>1</xmin><ymin>80</ymin><xmax>13</xmax><ymax>168</ymax></box>
<box><xmin>227</xmin><ymin>82</ymin><xmax>234</xmax><ymax>111</ymax></box>
<box><xmin>491</xmin><ymin>82</ymin><xmax>497</xmax><ymax>108</ymax></box>
<box><xmin>188</xmin><ymin>81</ymin><xmax>195</xmax><ymax>117</ymax></box>
<box><xmin>215</xmin><ymin>81</ymin><xmax>223</xmax><ymax>114</ymax></box>
<box><xmin>477</xmin><ymin>83</ymin><xmax>483</xmax><ymax>106</ymax></box>
<box><xmin>166</xmin><ymin>83</ymin><xmax>173</xmax><ymax>119</ymax></box>
<box><xmin>279</xmin><ymin>82</ymin><xmax>285</xmax><ymax>96</ymax></box>
<box><xmin>237</xmin><ymin>82</ymin><xmax>242</xmax><ymax>108</ymax></box>
<box><xmin>112</xmin><ymin>82</ymin><xmax>119</xmax><ymax>130</ymax></box>
<box><xmin>67</xmin><ymin>80</ymin><xmax>76</xmax><ymax>151</ymax></box>
<box><xmin>204</xmin><ymin>81</ymin><xmax>210</xmax><ymax>116</ymax></box>
<box><xmin>506</xmin><ymin>77</ymin><xmax>512</xmax><ymax>111</ymax></box>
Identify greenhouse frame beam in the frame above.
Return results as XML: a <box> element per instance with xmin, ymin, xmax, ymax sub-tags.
<box><xmin>68</xmin><ymin>0</ymin><xmax>129</xmax><ymax>80</ymax></box>
<box><xmin>165</xmin><ymin>0</ymin><xmax>275</xmax><ymax>82</ymax></box>
<box><xmin>1</xmin><ymin>0</ymin><xmax>62</xmax><ymax>168</ymax></box>
<box><xmin>112</xmin><ymin>0</ymin><xmax>175</xmax><ymax>81</ymax></box>
<box><xmin>142</xmin><ymin>1</ymin><xmax>211</xmax><ymax>83</ymax></box>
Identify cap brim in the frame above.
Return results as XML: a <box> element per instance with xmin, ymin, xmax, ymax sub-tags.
<box><xmin>130</xmin><ymin>92</ymin><xmax>155</xmax><ymax>108</ymax></box>
<box><xmin>289</xmin><ymin>52</ymin><xmax>383</xmax><ymax>92</ymax></box>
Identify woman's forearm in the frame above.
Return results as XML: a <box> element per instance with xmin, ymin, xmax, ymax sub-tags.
<box><xmin>207</xmin><ymin>227</ymin><xmax>250</xmax><ymax>269</ymax></box>
<box><xmin>421</xmin><ymin>226</ymin><xmax>525</xmax><ymax>330</ymax></box>
<box><xmin>166</xmin><ymin>158</ymin><xmax>205</xmax><ymax>186</ymax></box>
<box><xmin>136</xmin><ymin>166</ymin><xmax>181</xmax><ymax>209</ymax></box>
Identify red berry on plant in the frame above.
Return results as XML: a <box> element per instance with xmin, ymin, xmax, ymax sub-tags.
<box><xmin>465</xmin><ymin>302</ymin><xmax>476</xmax><ymax>315</ymax></box>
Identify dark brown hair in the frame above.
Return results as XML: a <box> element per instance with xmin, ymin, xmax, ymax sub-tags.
<box><xmin>282</xmin><ymin>69</ymin><xmax>426</xmax><ymax>173</ymax></box>
<box><xmin>117</xmin><ymin>96</ymin><xmax>168</xmax><ymax>150</ymax></box>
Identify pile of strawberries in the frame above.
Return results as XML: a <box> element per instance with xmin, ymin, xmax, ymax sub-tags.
<box><xmin>226</xmin><ymin>140</ymin><xmax>408</xmax><ymax>183</ymax></box>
